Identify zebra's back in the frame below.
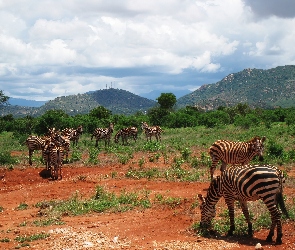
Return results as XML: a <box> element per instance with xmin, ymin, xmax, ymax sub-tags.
<box><xmin>221</xmin><ymin>164</ymin><xmax>283</xmax><ymax>201</ymax></box>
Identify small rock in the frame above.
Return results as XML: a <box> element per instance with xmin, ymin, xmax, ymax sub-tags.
<box><xmin>255</xmin><ymin>242</ymin><xmax>263</xmax><ymax>249</ymax></box>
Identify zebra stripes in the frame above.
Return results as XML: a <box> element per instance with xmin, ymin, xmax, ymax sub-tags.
<box><xmin>43</xmin><ymin>140</ymin><xmax>63</xmax><ymax>180</ymax></box>
<box><xmin>198</xmin><ymin>164</ymin><xmax>289</xmax><ymax>244</ymax></box>
<box><xmin>114</xmin><ymin>127</ymin><xmax>138</xmax><ymax>145</ymax></box>
<box><xmin>141</xmin><ymin>122</ymin><xmax>163</xmax><ymax>142</ymax></box>
<box><xmin>61</xmin><ymin>125</ymin><xmax>83</xmax><ymax>146</ymax></box>
<box><xmin>209</xmin><ymin>136</ymin><xmax>266</xmax><ymax>180</ymax></box>
<box><xmin>91</xmin><ymin>123</ymin><xmax>114</xmax><ymax>147</ymax></box>
<box><xmin>26</xmin><ymin>135</ymin><xmax>46</xmax><ymax>166</ymax></box>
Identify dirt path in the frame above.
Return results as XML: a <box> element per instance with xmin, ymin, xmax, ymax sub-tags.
<box><xmin>0</xmin><ymin>161</ymin><xmax>295</xmax><ymax>249</ymax></box>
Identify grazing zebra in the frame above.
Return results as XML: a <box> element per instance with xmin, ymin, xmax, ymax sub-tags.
<box><xmin>26</xmin><ymin>135</ymin><xmax>46</xmax><ymax>165</ymax></box>
<box><xmin>141</xmin><ymin>122</ymin><xmax>163</xmax><ymax>142</ymax></box>
<box><xmin>114</xmin><ymin>127</ymin><xmax>138</xmax><ymax>145</ymax></box>
<box><xmin>43</xmin><ymin>140</ymin><xmax>64</xmax><ymax>180</ymax></box>
<box><xmin>209</xmin><ymin>136</ymin><xmax>266</xmax><ymax>180</ymax></box>
<box><xmin>198</xmin><ymin>164</ymin><xmax>289</xmax><ymax>244</ymax></box>
<box><xmin>91</xmin><ymin>123</ymin><xmax>114</xmax><ymax>147</ymax></box>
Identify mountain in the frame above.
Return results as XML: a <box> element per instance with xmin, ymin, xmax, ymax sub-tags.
<box><xmin>2</xmin><ymin>65</ymin><xmax>295</xmax><ymax>118</ymax></box>
<box><xmin>8</xmin><ymin>98</ymin><xmax>46</xmax><ymax>107</ymax></box>
<box><xmin>177</xmin><ymin>65</ymin><xmax>295</xmax><ymax>110</ymax></box>
<box><xmin>0</xmin><ymin>88</ymin><xmax>157</xmax><ymax>117</ymax></box>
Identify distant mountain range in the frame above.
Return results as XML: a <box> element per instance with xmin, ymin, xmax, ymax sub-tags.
<box><xmin>8</xmin><ymin>98</ymin><xmax>46</xmax><ymax>107</ymax></box>
<box><xmin>1</xmin><ymin>65</ymin><xmax>295</xmax><ymax>118</ymax></box>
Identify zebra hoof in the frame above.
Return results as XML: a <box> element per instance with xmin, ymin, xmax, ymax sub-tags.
<box><xmin>266</xmin><ymin>235</ymin><xmax>273</xmax><ymax>242</ymax></box>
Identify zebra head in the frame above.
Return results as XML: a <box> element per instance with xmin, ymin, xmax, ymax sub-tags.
<box><xmin>141</xmin><ymin>122</ymin><xmax>148</xmax><ymax>130</ymax></box>
<box><xmin>198</xmin><ymin>177</ymin><xmax>222</xmax><ymax>228</ymax></box>
<box><xmin>76</xmin><ymin>125</ymin><xmax>83</xmax><ymax>135</ymax></box>
<box><xmin>250</xmin><ymin>136</ymin><xmax>266</xmax><ymax>161</ymax></box>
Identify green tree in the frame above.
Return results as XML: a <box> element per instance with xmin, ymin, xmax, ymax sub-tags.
<box><xmin>0</xmin><ymin>90</ymin><xmax>9</xmax><ymax>106</ymax></box>
<box><xmin>156</xmin><ymin>93</ymin><xmax>177</xmax><ymax>110</ymax></box>
<box><xmin>89</xmin><ymin>106</ymin><xmax>112</xmax><ymax>119</ymax></box>
<box><xmin>35</xmin><ymin>110</ymin><xmax>70</xmax><ymax>134</ymax></box>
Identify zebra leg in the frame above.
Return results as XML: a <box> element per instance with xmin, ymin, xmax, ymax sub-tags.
<box><xmin>225</xmin><ymin>199</ymin><xmax>236</xmax><ymax>236</ymax></box>
<box><xmin>266</xmin><ymin>206</ymin><xmax>283</xmax><ymax>244</ymax></box>
<box><xmin>29</xmin><ymin>150</ymin><xmax>33</xmax><ymax>165</ymax></box>
<box><xmin>240</xmin><ymin>201</ymin><xmax>253</xmax><ymax>236</ymax></box>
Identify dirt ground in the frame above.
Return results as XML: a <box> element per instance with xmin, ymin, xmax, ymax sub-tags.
<box><xmin>0</xmin><ymin>152</ymin><xmax>295</xmax><ymax>250</ymax></box>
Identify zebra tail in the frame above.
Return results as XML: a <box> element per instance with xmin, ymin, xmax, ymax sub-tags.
<box><xmin>276</xmin><ymin>192</ymin><xmax>289</xmax><ymax>218</ymax></box>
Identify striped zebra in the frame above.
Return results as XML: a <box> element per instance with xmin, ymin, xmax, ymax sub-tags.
<box><xmin>198</xmin><ymin>165</ymin><xmax>289</xmax><ymax>244</ymax></box>
<box><xmin>43</xmin><ymin>140</ymin><xmax>64</xmax><ymax>180</ymax></box>
<box><xmin>61</xmin><ymin>125</ymin><xmax>83</xmax><ymax>146</ymax></box>
<box><xmin>141</xmin><ymin>122</ymin><xmax>163</xmax><ymax>142</ymax></box>
<box><xmin>114</xmin><ymin>127</ymin><xmax>138</xmax><ymax>145</ymax></box>
<box><xmin>209</xmin><ymin>136</ymin><xmax>266</xmax><ymax>180</ymax></box>
<box><xmin>26</xmin><ymin>135</ymin><xmax>46</xmax><ymax>165</ymax></box>
<box><xmin>91</xmin><ymin>123</ymin><xmax>114</xmax><ymax>147</ymax></box>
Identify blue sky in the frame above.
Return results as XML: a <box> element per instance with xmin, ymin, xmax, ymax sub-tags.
<box><xmin>1</xmin><ymin>0</ymin><xmax>295</xmax><ymax>101</ymax></box>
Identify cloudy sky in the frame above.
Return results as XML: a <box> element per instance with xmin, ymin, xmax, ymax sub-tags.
<box><xmin>1</xmin><ymin>0</ymin><xmax>295</xmax><ymax>101</ymax></box>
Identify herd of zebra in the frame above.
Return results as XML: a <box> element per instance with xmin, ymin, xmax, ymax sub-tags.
<box><xmin>200</xmin><ymin>136</ymin><xmax>289</xmax><ymax>244</ymax></box>
<box><xmin>25</xmin><ymin>122</ymin><xmax>163</xmax><ymax>179</ymax></box>
<box><xmin>25</xmin><ymin>125</ymin><xmax>83</xmax><ymax>180</ymax></box>
<box><xmin>25</xmin><ymin>124</ymin><xmax>289</xmax><ymax>244</ymax></box>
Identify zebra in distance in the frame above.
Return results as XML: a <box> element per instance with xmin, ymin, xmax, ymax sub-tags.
<box><xmin>26</xmin><ymin>135</ymin><xmax>46</xmax><ymax>166</ymax></box>
<box><xmin>91</xmin><ymin>123</ymin><xmax>114</xmax><ymax>147</ymax></box>
<box><xmin>141</xmin><ymin>122</ymin><xmax>163</xmax><ymax>142</ymax></box>
<box><xmin>209</xmin><ymin>136</ymin><xmax>266</xmax><ymax>180</ymax></box>
<box><xmin>198</xmin><ymin>164</ymin><xmax>289</xmax><ymax>244</ymax></box>
<box><xmin>114</xmin><ymin>127</ymin><xmax>138</xmax><ymax>145</ymax></box>
<box><xmin>43</xmin><ymin>140</ymin><xmax>64</xmax><ymax>180</ymax></box>
<box><xmin>61</xmin><ymin>125</ymin><xmax>83</xmax><ymax>146</ymax></box>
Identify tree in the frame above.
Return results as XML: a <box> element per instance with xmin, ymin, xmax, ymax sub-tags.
<box><xmin>156</xmin><ymin>93</ymin><xmax>177</xmax><ymax>110</ymax></box>
<box><xmin>0</xmin><ymin>90</ymin><xmax>9</xmax><ymax>106</ymax></box>
<box><xmin>89</xmin><ymin>106</ymin><xmax>112</xmax><ymax>119</ymax></box>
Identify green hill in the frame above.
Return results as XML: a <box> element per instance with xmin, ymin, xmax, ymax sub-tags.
<box><xmin>177</xmin><ymin>65</ymin><xmax>295</xmax><ymax>110</ymax></box>
<box><xmin>1</xmin><ymin>88</ymin><xmax>157</xmax><ymax>117</ymax></box>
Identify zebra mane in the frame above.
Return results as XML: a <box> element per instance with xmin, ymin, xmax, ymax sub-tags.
<box><xmin>248</xmin><ymin>136</ymin><xmax>266</xmax><ymax>143</ymax></box>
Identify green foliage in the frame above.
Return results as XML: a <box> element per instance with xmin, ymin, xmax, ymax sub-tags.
<box><xmin>156</xmin><ymin>93</ymin><xmax>177</xmax><ymax>110</ymax></box>
<box><xmin>89</xmin><ymin>106</ymin><xmax>112</xmax><ymax>119</ymax></box>
<box><xmin>15</xmin><ymin>233</ymin><xmax>50</xmax><ymax>243</ymax></box>
<box><xmin>0</xmin><ymin>151</ymin><xmax>18</xmax><ymax>165</ymax></box>
<box><xmin>87</xmin><ymin>147</ymin><xmax>99</xmax><ymax>165</ymax></box>
<box><xmin>16</xmin><ymin>203</ymin><xmax>29</xmax><ymax>210</ymax></box>
<box><xmin>0</xmin><ymin>90</ymin><xmax>9</xmax><ymax>105</ymax></box>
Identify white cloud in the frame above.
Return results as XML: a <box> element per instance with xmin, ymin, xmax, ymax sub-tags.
<box><xmin>0</xmin><ymin>0</ymin><xmax>295</xmax><ymax>101</ymax></box>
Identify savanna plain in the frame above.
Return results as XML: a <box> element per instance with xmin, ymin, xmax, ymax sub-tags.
<box><xmin>1</xmin><ymin>125</ymin><xmax>295</xmax><ymax>249</ymax></box>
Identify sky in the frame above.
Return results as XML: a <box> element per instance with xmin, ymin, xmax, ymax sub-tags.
<box><xmin>1</xmin><ymin>0</ymin><xmax>295</xmax><ymax>101</ymax></box>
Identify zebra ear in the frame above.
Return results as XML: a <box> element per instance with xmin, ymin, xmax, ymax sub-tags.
<box><xmin>261</xmin><ymin>136</ymin><xmax>266</xmax><ymax>142</ymax></box>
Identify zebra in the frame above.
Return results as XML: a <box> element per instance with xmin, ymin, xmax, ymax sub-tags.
<box><xmin>209</xmin><ymin>136</ymin><xmax>266</xmax><ymax>180</ymax></box>
<box><xmin>91</xmin><ymin>123</ymin><xmax>114</xmax><ymax>147</ymax></box>
<box><xmin>43</xmin><ymin>140</ymin><xmax>64</xmax><ymax>180</ymax></box>
<box><xmin>26</xmin><ymin>135</ymin><xmax>46</xmax><ymax>165</ymax></box>
<box><xmin>141</xmin><ymin>122</ymin><xmax>163</xmax><ymax>142</ymax></box>
<box><xmin>198</xmin><ymin>164</ymin><xmax>289</xmax><ymax>244</ymax></box>
<box><xmin>61</xmin><ymin>125</ymin><xmax>83</xmax><ymax>146</ymax></box>
<box><xmin>114</xmin><ymin>127</ymin><xmax>138</xmax><ymax>145</ymax></box>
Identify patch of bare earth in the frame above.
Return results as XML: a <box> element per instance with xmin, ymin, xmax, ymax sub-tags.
<box><xmin>0</xmin><ymin>154</ymin><xmax>295</xmax><ymax>250</ymax></box>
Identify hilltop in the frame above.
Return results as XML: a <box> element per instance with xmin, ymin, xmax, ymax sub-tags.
<box><xmin>1</xmin><ymin>89</ymin><xmax>157</xmax><ymax>117</ymax></box>
<box><xmin>177</xmin><ymin>65</ymin><xmax>295</xmax><ymax>110</ymax></box>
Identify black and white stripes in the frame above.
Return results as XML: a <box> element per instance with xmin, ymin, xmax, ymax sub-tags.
<box><xmin>209</xmin><ymin>136</ymin><xmax>266</xmax><ymax>180</ymax></box>
<box><xmin>198</xmin><ymin>164</ymin><xmax>289</xmax><ymax>244</ymax></box>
